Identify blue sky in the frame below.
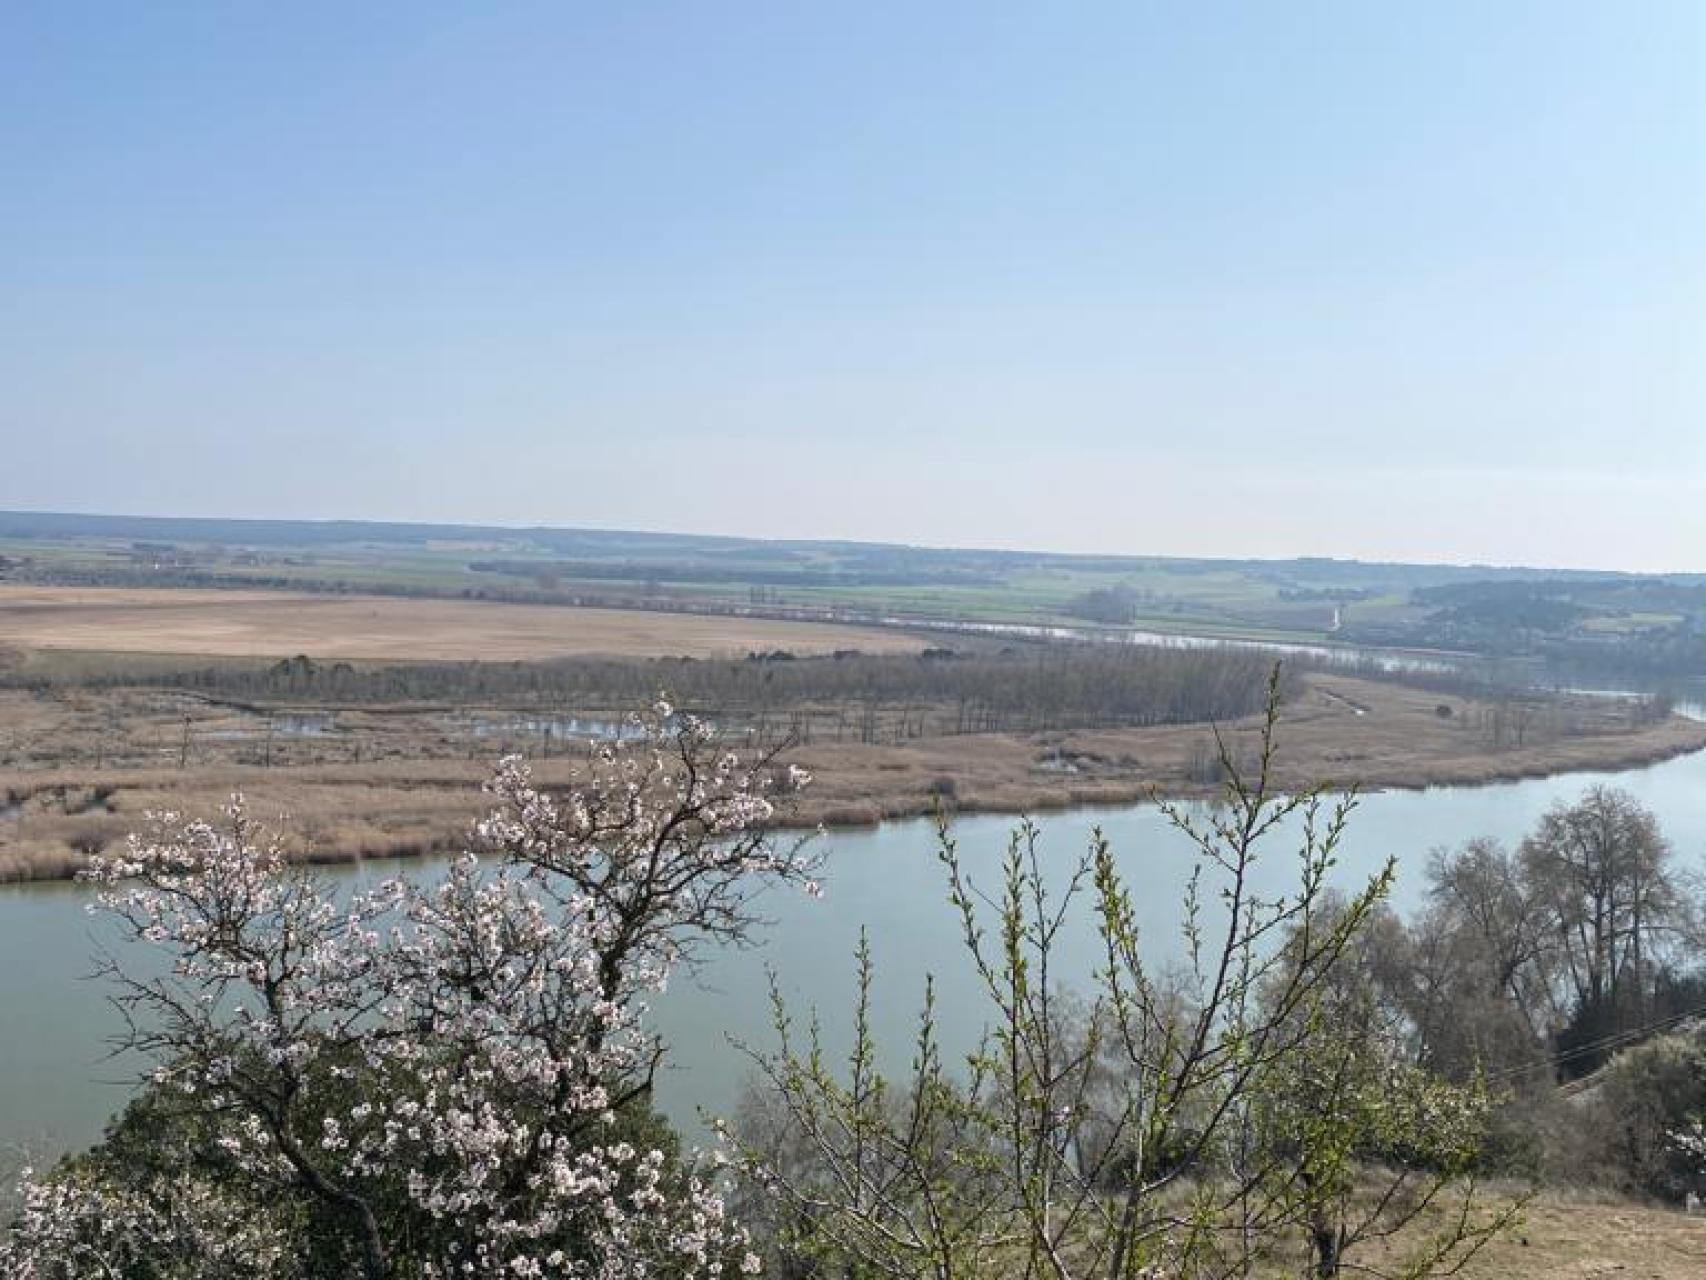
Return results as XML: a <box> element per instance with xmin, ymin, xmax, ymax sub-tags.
<box><xmin>3</xmin><ymin>3</ymin><xmax>1702</xmax><ymax>569</ymax></box>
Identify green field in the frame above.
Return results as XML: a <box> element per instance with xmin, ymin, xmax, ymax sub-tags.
<box><xmin>2</xmin><ymin>512</ymin><xmax>1701</xmax><ymax>671</ymax></box>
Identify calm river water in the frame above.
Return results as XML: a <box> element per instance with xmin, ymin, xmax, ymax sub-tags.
<box><xmin>5</xmin><ymin>747</ymin><xmax>1706</xmax><ymax>1175</ymax></box>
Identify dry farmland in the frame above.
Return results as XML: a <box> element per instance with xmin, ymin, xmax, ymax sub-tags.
<box><xmin>0</xmin><ymin>585</ymin><xmax>925</xmax><ymax>662</ymax></box>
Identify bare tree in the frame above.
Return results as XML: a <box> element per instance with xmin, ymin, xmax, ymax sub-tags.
<box><xmin>1520</xmin><ymin>787</ymin><xmax>1691</xmax><ymax>1064</ymax></box>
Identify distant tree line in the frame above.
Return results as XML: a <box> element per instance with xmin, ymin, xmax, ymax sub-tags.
<box><xmin>1342</xmin><ymin>576</ymin><xmax>1706</xmax><ymax>676</ymax></box>
<box><xmin>1063</xmin><ymin>584</ymin><xmax>1142</xmax><ymax>624</ymax></box>
<box><xmin>1277</xmin><ymin>585</ymin><xmax>1374</xmax><ymax>602</ymax></box>
<box><xmin>6</xmin><ymin>645</ymin><xmax>1291</xmax><ymax>739</ymax></box>
<box><xmin>466</xmin><ymin>558</ymin><xmax>1004</xmax><ymax>589</ymax></box>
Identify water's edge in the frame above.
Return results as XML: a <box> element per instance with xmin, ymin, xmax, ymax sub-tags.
<box><xmin>6</xmin><ymin>741</ymin><xmax>1706</xmax><ymax>1175</ymax></box>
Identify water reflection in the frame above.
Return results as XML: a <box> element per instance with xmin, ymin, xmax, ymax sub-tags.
<box><xmin>5</xmin><ymin>744</ymin><xmax>1706</xmax><ymax>1172</ymax></box>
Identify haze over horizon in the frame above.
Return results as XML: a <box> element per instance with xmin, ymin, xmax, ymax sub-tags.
<box><xmin>0</xmin><ymin>501</ymin><xmax>1693</xmax><ymax>580</ymax></box>
<box><xmin>5</xmin><ymin>4</ymin><xmax>1703</xmax><ymax>573</ymax></box>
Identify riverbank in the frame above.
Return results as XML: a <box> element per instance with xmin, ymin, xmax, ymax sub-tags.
<box><xmin>785</xmin><ymin>672</ymin><xmax>1706</xmax><ymax>826</ymax></box>
<box><xmin>3</xmin><ymin>674</ymin><xmax>1702</xmax><ymax>882</ymax></box>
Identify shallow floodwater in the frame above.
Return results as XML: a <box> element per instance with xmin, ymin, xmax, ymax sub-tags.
<box><xmin>4</xmin><ymin>748</ymin><xmax>1706</xmax><ymax>1174</ymax></box>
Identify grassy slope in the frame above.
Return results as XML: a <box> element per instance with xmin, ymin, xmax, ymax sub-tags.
<box><xmin>1366</xmin><ymin>1191</ymin><xmax>1706</xmax><ymax>1279</ymax></box>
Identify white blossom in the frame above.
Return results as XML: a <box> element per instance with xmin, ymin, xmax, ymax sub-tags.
<box><xmin>3</xmin><ymin>701</ymin><xmax>820</xmax><ymax>1279</ymax></box>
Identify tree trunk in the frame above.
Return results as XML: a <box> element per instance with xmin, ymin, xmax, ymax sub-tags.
<box><xmin>1311</xmin><ymin>1208</ymin><xmax>1341</xmax><ymax>1278</ymax></box>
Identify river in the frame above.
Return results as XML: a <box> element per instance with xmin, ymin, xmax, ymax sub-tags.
<box><xmin>4</xmin><ymin>745</ymin><xmax>1706</xmax><ymax>1177</ymax></box>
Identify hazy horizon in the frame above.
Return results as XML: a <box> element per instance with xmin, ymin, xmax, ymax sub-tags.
<box><xmin>5</xmin><ymin>4</ymin><xmax>1702</xmax><ymax>573</ymax></box>
<box><xmin>0</xmin><ymin>500</ymin><xmax>1694</xmax><ymax>579</ymax></box>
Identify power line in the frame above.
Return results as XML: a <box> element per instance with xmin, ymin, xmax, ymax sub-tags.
<box><xmin>1482</xmin><ymin>1001</ymin><xmax>1706</xmax><ymax>1087</ymax></box>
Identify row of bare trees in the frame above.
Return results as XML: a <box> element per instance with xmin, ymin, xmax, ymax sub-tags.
<box><xmin>12</xmin><ymin>645</ymin><xmax>1289</xmax><ymax>738</ymax></box>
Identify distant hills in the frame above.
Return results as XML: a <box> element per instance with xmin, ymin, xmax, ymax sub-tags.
<box><xmin>0</xmin><ymin>508</ymin><xmax>1681</xmax><ymax>585</ymax></box>
<box><xmin>3</xmin><ymin>510</ymin><xmax>1703</xmax><ymax>676</ymax></box>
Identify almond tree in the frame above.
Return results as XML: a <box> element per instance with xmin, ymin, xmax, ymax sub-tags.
<box><xmin>2</xmin><ymin>701</ymin><xmax>817</xmax><ymax>1280</ymax></box>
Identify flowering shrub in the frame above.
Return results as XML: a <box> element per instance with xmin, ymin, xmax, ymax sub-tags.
<box><xmin>1</xmin><ymin>1162</ymin><xmax>296</xmax><ymax>1279</ymax></box>
<box><xmin>1671</xmin><ymin>1118</ymin><xmax>1706</xmax><ymax>1196</ymax></box>
<box><xmin>2</xmin><ymin>702</ymin><xmax>816</xmax><ymax>1279</ymax></box>
<box><xmin>1587</xmin><ymin>1021</ymin><xmax>1706</xmax><ymax>1200</ymax></box>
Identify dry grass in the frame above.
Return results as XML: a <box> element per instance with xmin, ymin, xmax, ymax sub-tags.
<box><xmin>1121</xmin><ymin>1184</ymin><xmax>1706</xmax><ymax>1278</ymax></box>
<box><xmin>784</xmin><ymin>674</ymin><xmax>1706</xmax><ymax>827</ymax></box>
<box><xmin>3</xmin><ymin>674</ymin><xmax>1703</xmax><ymax>882</ymax></box>
<box><xmin>0</xmin><ymin>585</ymin><xmax>923</xmax><ymax>661</ymax></box>
<box><xmin>1347</xmin><ymin>1187</ymin><xmax>1706</xmax><ymax>1279</ymax></box>
<box><xmin>1112</xmin><ymin>1182</ymin><xmax>1706</xmax><ymax>1278</ymax></box>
